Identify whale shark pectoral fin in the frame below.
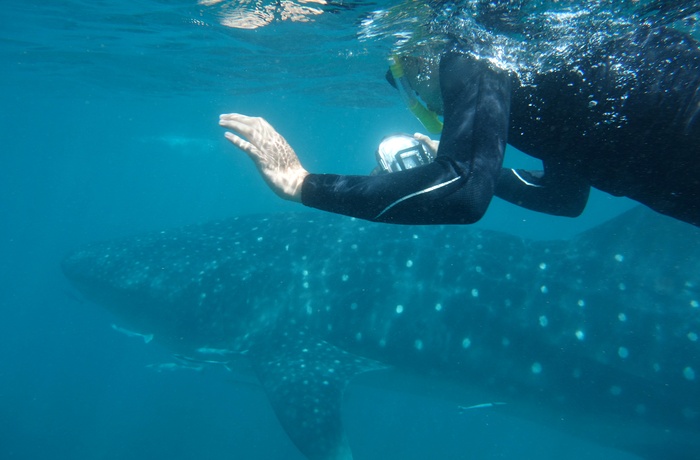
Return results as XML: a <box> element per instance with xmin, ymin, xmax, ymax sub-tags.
<box><xmin>249</xmin><ymin>331</ymin><xmax>386</xmax><ymax>460</ymax></box>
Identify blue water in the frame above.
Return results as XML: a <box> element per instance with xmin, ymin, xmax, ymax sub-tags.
<box><xmin>0</xmin><ymin>1</ymin><xmax>643</xmax><ymax>459</ymax></box>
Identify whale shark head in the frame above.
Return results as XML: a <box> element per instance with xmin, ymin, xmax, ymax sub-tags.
<box><xmin>61</xmin><ymin>222</ymin><xmax>263</xmax><ymax>355</ymax></box>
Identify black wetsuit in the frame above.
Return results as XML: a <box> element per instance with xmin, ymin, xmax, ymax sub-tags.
<box><xmin>301</xmin><ymin>25</ymin><xmax>700</xmax><ymax>226</ymax></box>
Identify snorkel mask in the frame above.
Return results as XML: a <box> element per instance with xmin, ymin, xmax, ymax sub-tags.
<box><xmin>389</xmin><ymin>55</ymin><xmax>444</xmax><ymax>135</ymax></box>
<box><xmin>373</xmin><ymin>133</ymin><xmax>435</xmax><ymax>174</ymax></box>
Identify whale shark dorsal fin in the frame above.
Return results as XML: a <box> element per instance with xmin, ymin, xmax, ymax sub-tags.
<box><xmin>573</xmin><ymin>205</ymin><xmax>700</xmax><ymax>249</ymax></box>
<box><xmin>570</xmin><ymin>206</ymin><xmax>700</xmax><ymax>276</ymax></box>
<box><xmin>248</xmin><ymin>329</ymin><xmax>386</xmax><ymax>460</ymax></box>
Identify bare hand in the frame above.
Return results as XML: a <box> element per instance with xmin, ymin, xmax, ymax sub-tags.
<box><xmin>414</xmin><ymin>132</ymin><xmax>439</xmax><ymax>157</ymax></box>
<box><xmin>219</xmin><ymin>113</ymin><xmax>309</xmax><ymax>202</ymax></box>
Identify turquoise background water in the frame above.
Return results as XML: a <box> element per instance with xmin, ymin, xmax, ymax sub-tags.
<box><xmin>1</xmin><ymin>1</ymin><xmax>639</xmax><ymax>459</ymax></box>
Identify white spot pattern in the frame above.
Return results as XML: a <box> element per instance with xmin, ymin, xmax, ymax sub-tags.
<box><xmin>684</xmin><ymin>367</ymin><xmax>696</xmax><ymax>381</ymax></box>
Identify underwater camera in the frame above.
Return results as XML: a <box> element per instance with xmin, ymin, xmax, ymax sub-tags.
<box><xmin>373</xmin><ymin>133</ymin><xmax>435</xmax><ymax>174</ymax></box>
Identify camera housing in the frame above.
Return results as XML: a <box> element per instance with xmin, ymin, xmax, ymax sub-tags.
<box><xmin>374</xmin><ymin>134</ymin><xmax>435</xmax><ymax>174</ymax></box>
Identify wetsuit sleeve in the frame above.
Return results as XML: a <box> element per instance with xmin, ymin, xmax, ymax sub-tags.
<box><xmin>301</xmin><ymin>52</ymin><xmax>511</xmax><ymax>225</ymax></box>
<box><xmin>494</xmin><ymin>162</ymin><xmax>590</xmax><ymax>217</ymax></box>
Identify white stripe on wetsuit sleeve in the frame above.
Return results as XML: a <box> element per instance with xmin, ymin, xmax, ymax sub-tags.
<box><xmin>374</xmin><ymin>176</ymin><xmax>462</xmax><ymax>220</ymax></box>
<box><xmin>511</xmin><ymin>169</ymin><xmax>543</xmax><ymax>187</ymax></box>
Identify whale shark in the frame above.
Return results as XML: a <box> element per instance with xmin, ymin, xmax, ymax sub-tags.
<box><xmin>61</xmin><ymin>207</ymin><xmax>700</xmax><ymax>460</ymax></box>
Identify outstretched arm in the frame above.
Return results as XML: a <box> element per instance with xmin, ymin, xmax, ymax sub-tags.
<box><xmin>220</xmin><ymin>53</ymin><xmax>511</xmax><ymax>225</ymax></box>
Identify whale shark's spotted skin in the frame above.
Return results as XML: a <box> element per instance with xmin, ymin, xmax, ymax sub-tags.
<box><xmin>62</xmin><ymin>207</ymin><xmax>700</xmax><ymax>460</ymax></box>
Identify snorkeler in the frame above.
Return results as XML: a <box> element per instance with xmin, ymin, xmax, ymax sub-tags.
<box><xmin>219</xmin><ymin>5</ymin><xmax>700</xmax><ymax>227</ymax></box>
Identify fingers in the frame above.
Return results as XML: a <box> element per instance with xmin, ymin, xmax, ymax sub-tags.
<box><xmin>223</xmin><ymin>131</ymin><xmax>253</xmax><ymax>154</ymax></box>
<box><xmin>219</xmin><ymin>113</ymin><xmax>254</xmax><ymax>125</ymax></box>
<box><xmin>413</xmin><ymin>132</ymin><xmax>431</xmax><ymax>142</ymax></box>
<box><xmin>219</xmin><ymin>113</ymin><xmax>259</xmax><ymax>138</ymax></box>
<box><xmin>414</xmin><ymin>132</ymin><xmax>439</xmax><ymax>155</ymax></box>
<box><xmin>219</xmin><ymin>113</ymin><xmax>279</xmax><ymax>153</ymax></box>
<box><xmin>218</xmin><ymin>112</ymin><xmax>307</xmax><ymax>202</ymax></box>
<box><xmin>220</xmin><ymin>113</ymin><xmax>264</xmax><ymax>158</ymax></box>
<box><xmin>221</xmin><ymin>115</ymin><xmax>270</xmax><ymax>167</ymax></box>
<box><xmin>219</xmin><ymin>113</ymin><xmax>253</xmax><ymax>122</ymax></box>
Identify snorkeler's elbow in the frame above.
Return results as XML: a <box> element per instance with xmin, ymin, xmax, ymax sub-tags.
<box><xmin>456</xmin><ymin>196</ymin><xmax>491</xmax><ymax>224</ymax></box>
<box><xmin>567</xmin><ymin>186</ymin><xmax>591</xmax><ymax>217</ymax></box>
<box><xmin>559</xmin><ymin>205</ymin><xmax>585</xmax><ymax>218</ymax></box>
<box><xmin>556</xmin><ymin>192</ymin><xmax>589</xmax><ymax>217</ymax></box>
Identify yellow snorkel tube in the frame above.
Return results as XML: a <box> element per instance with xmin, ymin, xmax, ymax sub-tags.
<box><xmin>389</xmin><ymin>55</ymin><xmax>443</xmax><ymax>134</ymax></box>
